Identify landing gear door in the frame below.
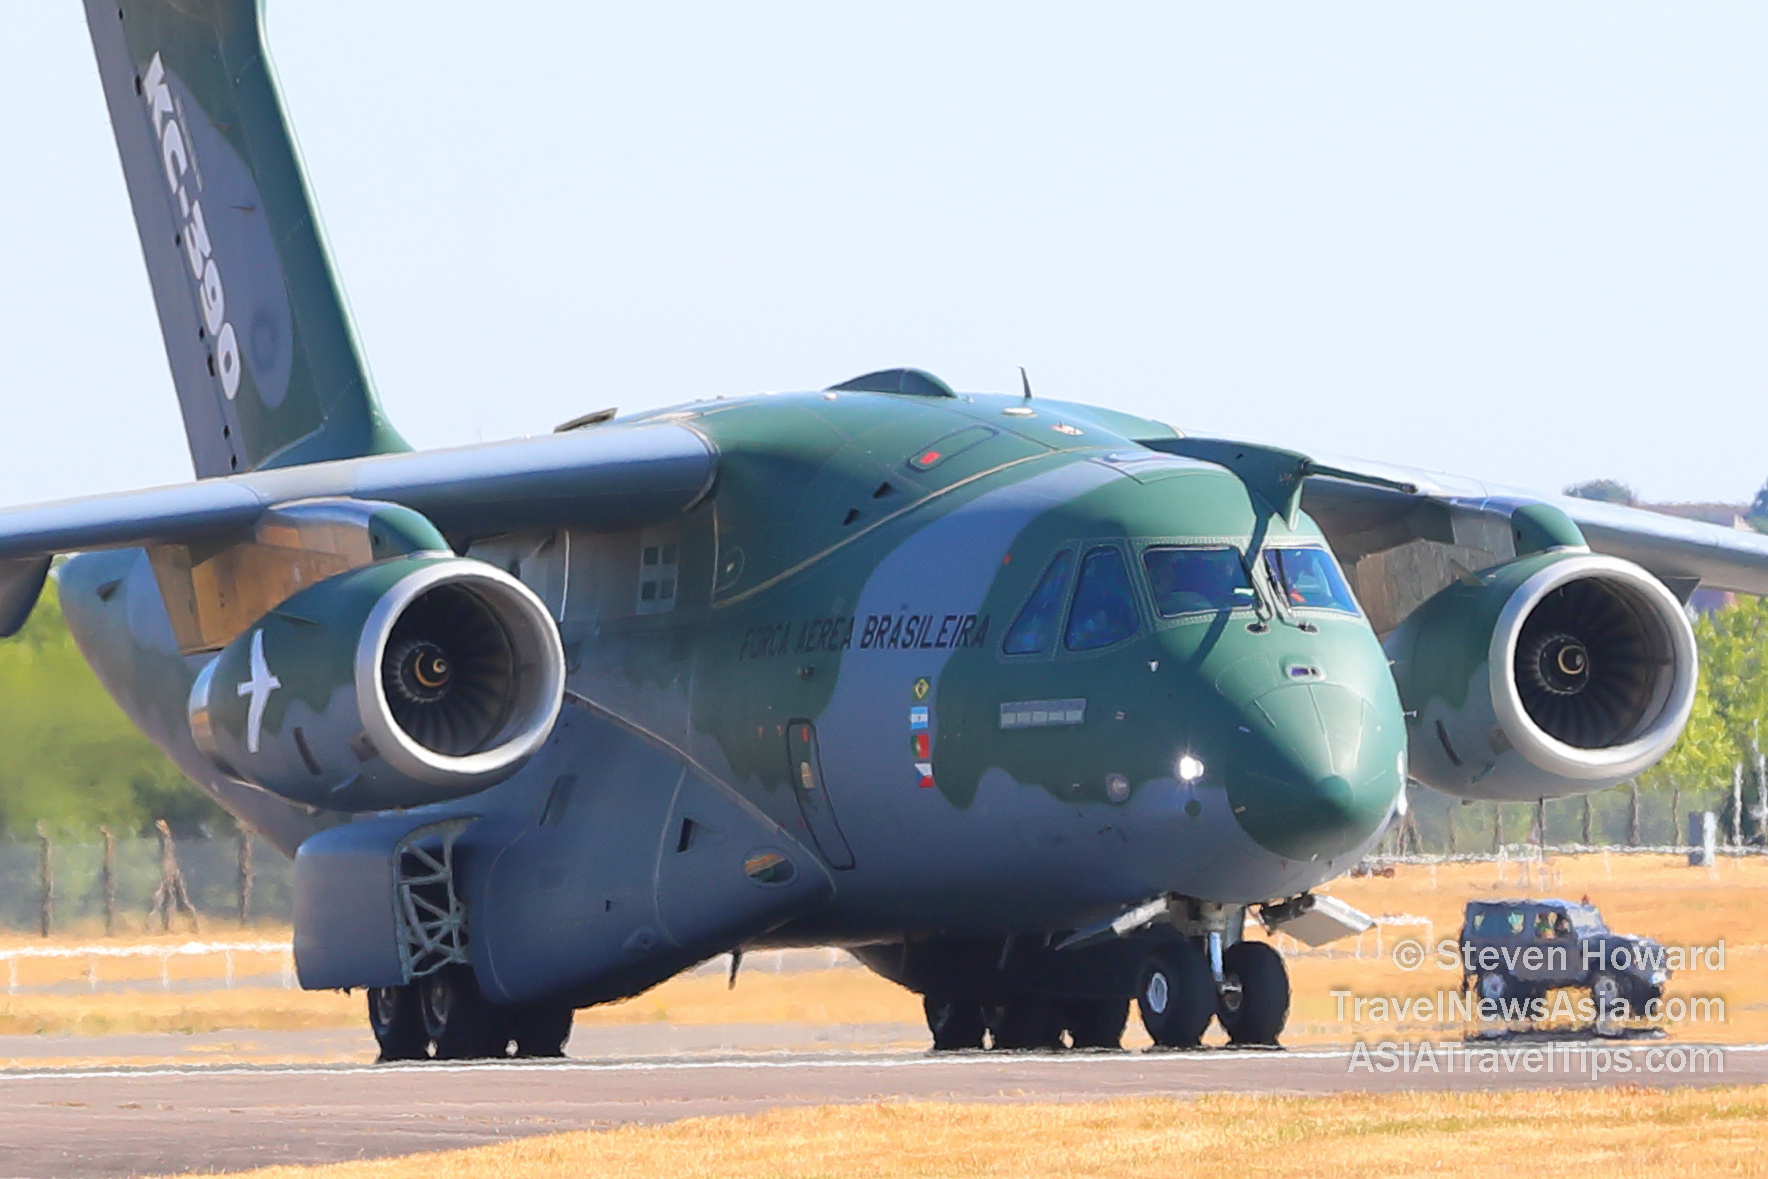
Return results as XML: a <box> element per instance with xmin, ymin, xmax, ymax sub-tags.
<box><xmin>786</xmin><ymin>720</ymin><xmax>856</xmax><ymax>869</ymax></box>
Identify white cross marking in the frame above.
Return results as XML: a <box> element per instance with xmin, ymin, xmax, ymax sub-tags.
<box><xmin>237</xmin><ymin>629</ymin><xmax>281</xmax><ymax>754</ymax></box>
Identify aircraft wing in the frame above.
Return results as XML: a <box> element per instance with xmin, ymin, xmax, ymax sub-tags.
<box><xmin>0</xmin><ymin>423</ymin><xmax>715</xmax><ymax>631</ymax></box>
<box><xmin>1296</xmin><ymin>451</ymin><xmax>1768</xmax><ymax>597</ymax></box>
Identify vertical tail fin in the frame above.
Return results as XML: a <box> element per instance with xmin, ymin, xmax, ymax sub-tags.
<box><xmin>85</xmin><ymin>0</ymin><xmax>408</xmax><ymax>476</ymax></box>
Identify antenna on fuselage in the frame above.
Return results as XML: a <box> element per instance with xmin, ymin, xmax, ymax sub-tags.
<box><xmin>1018</xmin><ymin>366</ymin><xmax>1033</xmax><ymax>401</ymax></box>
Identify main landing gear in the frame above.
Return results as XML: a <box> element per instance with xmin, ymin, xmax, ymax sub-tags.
<box><xmin>917</xmin><ymin>935</ymin><xmax>1291</xmax><ymax>1052</ymax></box>
<box><xmin>367</xmin><ymin>966</ymin><xmax>576</xmax><ymax>1062</ymax></box>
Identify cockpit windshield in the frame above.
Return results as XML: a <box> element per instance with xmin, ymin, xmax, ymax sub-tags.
<box><xmin>1002</xmin><ymin>549</ymin><xmax>1074</xmax><ymax>655</ymax></box>
<box><xmin>1065</xmin><ymin>546</ymin><xmax>1140</xmax><ymax>651</ymax></box>
<box><xmin>1142</xmin><ymin>546</ymin><xmax>1256</xmax><ymax>618</ymax></box>
<box><xmin>1262</xmin><ymin>545</ymin><xmax>1358</xmax><ymax>613</ymax></box>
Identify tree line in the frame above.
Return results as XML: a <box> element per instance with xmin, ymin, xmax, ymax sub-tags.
<box><xmin>0</xmin><ymin>579</ymin><xmax>224</xmax><ymax>839</ymax></box>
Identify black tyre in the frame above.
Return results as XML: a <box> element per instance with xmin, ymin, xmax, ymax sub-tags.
<box><xmin>923</xmin><ymin>995</ymin><xmax>988</xmax><ymax>1051</ymax></box>
<box><xmin>420</xmin><ymin>966</ymin><xmax>510</xmax><ymax>1059</ymax></box>
<box><xmin>1062</xmin><ymin>998</ymin><xmax>1130</xmax><ymax>1050</ymax></box>
<box><xmin>508</xmin><ymin>1002</ymin><xmax>575</xmax><ymax>1058</ymax></box>
<box><xmin>1626</xmin><ymin>979</ymin><xmax>1664</xmax><ymax>1022</ymax></box>
<box><xmin>1591</xmin><ymin>972</ymin><xmax>1629</xmax><ymax>1035</ymax></box>
<box><xmin>367</xmin><ymin>985</ymin><xmax>429</xmax><ymax>1062</ymax></box>
<box><xmin>1216</xmin><ymin>940</ymin><xmax>1289</xmax><ymax>1046</ymax></box>
<box><xmin>1137</xmin><ymin>940</ymin><xmax>1215</xmax><ymax>1049</ymax></box>
<box><xmin>990</xmin><ymin>999</ymin><xmax>1065</xmax><ymax>1051</ymax></box>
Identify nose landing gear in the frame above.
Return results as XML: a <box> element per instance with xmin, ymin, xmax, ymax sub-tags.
<box><xmin>1136</xmin><ymin>940</ymin><xmax>1217</xmax><ymax>1048</ymax></box>
<box><xmin>1214</xmin><ymin>940</ymin><xmax>1290</xmax><ymax>1046</ymax></box>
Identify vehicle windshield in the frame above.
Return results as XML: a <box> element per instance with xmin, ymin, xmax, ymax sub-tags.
<box><xmin>1142</xmin><ymin>546</ymin><xmax>1256</xmax><ymax>618</ymax></box>
<box><xmin>1263</xmin><ymin>545</ymin><xmax>1359</xmax><ymax>613</ymax></box>
<box><xmin>1065</xmin><ymin>546</ymin><xmax>1140</xmax><ymax>651</ymax></box>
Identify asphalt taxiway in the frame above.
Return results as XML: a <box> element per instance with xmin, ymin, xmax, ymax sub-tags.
<box><xmin>5</xmin><ymin>1041</ymin><xmax>1763</xmax><ymax>1179</ymax></box>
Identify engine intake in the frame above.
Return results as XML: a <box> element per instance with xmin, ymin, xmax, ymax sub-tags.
<box><xmin>1387</xmin><ymin>552</ymin><xmax>1696</xmax><ymax>801</ymax></box>
<box><xmin>190</xmin><ymin>556</ymin><xmax>564</xmax><ymax>811</ymax></box>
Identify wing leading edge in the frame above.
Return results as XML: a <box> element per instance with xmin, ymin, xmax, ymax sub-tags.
<box><xmin>1294</xmin><ymin>452</ymin><xmax>1768</xmax><ymax>597</ymax></box>
<box><xmin>0</xmin><ymin>423</ymin><xmax>716</xmax><ymax>633</ymax></box>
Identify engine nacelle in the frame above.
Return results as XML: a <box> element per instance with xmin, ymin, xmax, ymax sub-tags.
<box><xmin>189</xmin><ymin>556</ymin><xmax>565</xmax><ymax>811</ymax></box>
<box><xmin>1386</xmin><ymin>551</ymin><xmax>1696</xmax><ymax>801</ymax></box>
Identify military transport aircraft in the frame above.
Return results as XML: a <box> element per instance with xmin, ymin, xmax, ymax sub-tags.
<box><xmin>5</xmin><ymin>0</ymin><xmax>1763</xmax><ymax>1057</ymax></box>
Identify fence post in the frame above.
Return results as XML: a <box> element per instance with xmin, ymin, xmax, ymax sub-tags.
<box><xmin>148</xmin><ymin>819</ymin><xmax>201</xmax><ymax>934</ymax></box>
<box><xmin>1670</xmin><ymin>785</ymin><xmax>1681</xmax><ymax>849</ymax></box>
<box><xmin>1756</xmin><ymin>743</ymin><xmax>1767</xmax><ymax>845</ymax></box>
<box><xmin>1581</xmin><ymin>796</ymin><xmax>1593</xmax><ymax>846</ymax></box>
<box><xmin>101</xmin><ymin>826</ymin><xmax>116</xmax><ymax>937</ymax></box>
<box><xmin>1491</xmin><ymin>803</ymin><xmax>1502</xmax><ymax>855</ymax></box>
<box><xmin>1446</xmin><ymin>806</ymin><xmax>1457</xmax><ymax>855</ymax></box>
<box><xmin>237</xmin><ymin>826</ymin><xmax>253</xmax><ymax>927</ymax></box>
<box><xmin>1733</xmin><ymin>763</ymin><xmax>1745</xmax><ymax>848</ymax></box>
<box><xmin>36</xmin><ymin>821</ymin><xmax>52</xmax><ymax>938</ymax></box>
<box><xmin>1628</xmin><ymin>781</ymin><xmax>1641</xmax><ymax>847</ymax></box>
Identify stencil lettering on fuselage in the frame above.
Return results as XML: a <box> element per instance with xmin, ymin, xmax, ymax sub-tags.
<box><xmin>812</xmin><ymin>459</ymin><xmax>1123</xmax><ymax>815</ymax></box>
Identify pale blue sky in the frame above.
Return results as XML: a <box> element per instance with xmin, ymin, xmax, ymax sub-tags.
<box><xmin>0</xmin><ymin>4</ymin><xmax>1763</xmax><ymax>506</ymax></box>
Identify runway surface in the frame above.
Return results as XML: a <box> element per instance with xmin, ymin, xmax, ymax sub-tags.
<box><xmin>5</xmin><ymin>1040</ymin><xmax>1764</xmax><ymax>1178</ymax></box>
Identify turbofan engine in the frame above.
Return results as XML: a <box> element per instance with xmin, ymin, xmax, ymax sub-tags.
<box><xmin>189</xmin><ymin>556</ymin><xmax>565</xmax><ymax>811</ymax></box>
<box><xmin>1385</xmin><ymin>551</ymin><xmax>1696</xmax><ymax>801</ymax></box>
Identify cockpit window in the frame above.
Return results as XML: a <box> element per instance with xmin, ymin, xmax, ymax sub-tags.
<box><xmin>1263</xmin><ymin>546</ymin><xmax>1358</xmax><ymax>613</ymax></box>
<box><xmin>1065</xmin><ymin>546</ymin><xmax>1140</xmax><ymax>651</ymax></box>
<box><xmin>1142</xmin><ymin>546</ymin><xmax>1256</xmax><ymax>618</ymax></box>
<box><xmin>1002</xmin><ymin>549</ymin><xmax>1074</xmax><ymax>655</ymax></box>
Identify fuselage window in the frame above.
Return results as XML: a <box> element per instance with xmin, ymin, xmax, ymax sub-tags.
<box><xmin>1002</xmin><ymin>549</ymin><xmax>1075</xmax><ymax>655</ymax></box>
<box><xmin>1263</xmin><ymin>545</ymin><xmax>1358</xmax><ymax>613</ymax></box>
<box><xmin>1142</xmin><ymin>546</ymin><xmax>1255</xmax><ymax>618</ymax></box>
<box><xmin>1065</xmin><ymin>546</ymin><xmax>1140</xmax><ymax>651</ymax></box>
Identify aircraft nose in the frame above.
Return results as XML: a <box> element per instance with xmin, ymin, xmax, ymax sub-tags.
<box><xmin>1225</xmin><ymin>681</ymin><xmax>1400</xmax><ymax>862</ymax></box>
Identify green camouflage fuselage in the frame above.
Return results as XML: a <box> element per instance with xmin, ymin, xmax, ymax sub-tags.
<box><xmin>61</xmin><ymin>386</ymin><xmax>1405</xmax><ymax>945</ymax></box>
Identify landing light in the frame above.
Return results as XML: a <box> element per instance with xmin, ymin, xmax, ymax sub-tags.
<box><xmin>1177</xmin><ymin>754</ymin><xmax>1206</xmax><ymax>783</ymax></box>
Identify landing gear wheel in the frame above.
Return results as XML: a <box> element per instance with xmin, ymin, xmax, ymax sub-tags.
<box><xmin>1138</xmin><ymin>940</ymin><xmax>1215</xmax><ymax>1049</ymax></box>
<box><xmin>1062</xmin><ymin>998</ymin><xmax>1130</xmax><ymax>1050</ymax></box>
<box><xmin>367</xmin><ymin>985</ymin><xmax>429</xmax><ymax>1061</ymax></box>
<box><xmin>1474</xmin><ymin>970</ymin><xmax>1516</xmax><ymax>1036</ymax></box>
<box><xmin>990</xmin><ymin>999</ymin><xmax>1065</xmax><ymax>1051</ymax></box>
<box><xmin>923</xmin><ymin>996</ymin><xmax>988</xmax><ymax>1051</ymax></box>
<box><xmin>1591</xmin><ymin>972</ymin><xmax>1627</xmax><ymax>1036</ymax></box>
<box><xmin>508</xmin><ymin>1003</ymin><xmax>575</xmax><ymax>1058</ymax></box>
<box><xmin>1216</xmin><ymin>941</ymin><xmax>1289</xmax><ymax>1046</ymax></box>
<box><xmin>421</xmin><ymin>966</ymin><xmax>509</xmax><ymax>1059</ymax></box>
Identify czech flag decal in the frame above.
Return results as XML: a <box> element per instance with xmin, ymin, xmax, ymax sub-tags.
<box><xmin>910</xmin><ymin>702</ymin><xmax>933</xmax><ymax>787</ymax></box>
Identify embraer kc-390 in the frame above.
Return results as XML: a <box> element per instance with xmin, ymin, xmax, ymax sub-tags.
<box><xmin>4</xmin><ymin>1</ymin><xmax>1762</xmax><ymax>1056</ymax></box>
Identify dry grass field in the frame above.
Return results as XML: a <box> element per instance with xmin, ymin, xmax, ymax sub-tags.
<box><xmin>1291</xmin><ymin>852</ymin><xmax>1768</xmax><ymax>1047</ymax></box>
<box><xmin>167</xmin><ymin>1088</ymin><xmax>1768</xmax><ymax>1179</ymax></box>
<box><xmin>2</xmin><ymin>853</ymin><xmax>1763</xmax><ymax>1046</ymax></box>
